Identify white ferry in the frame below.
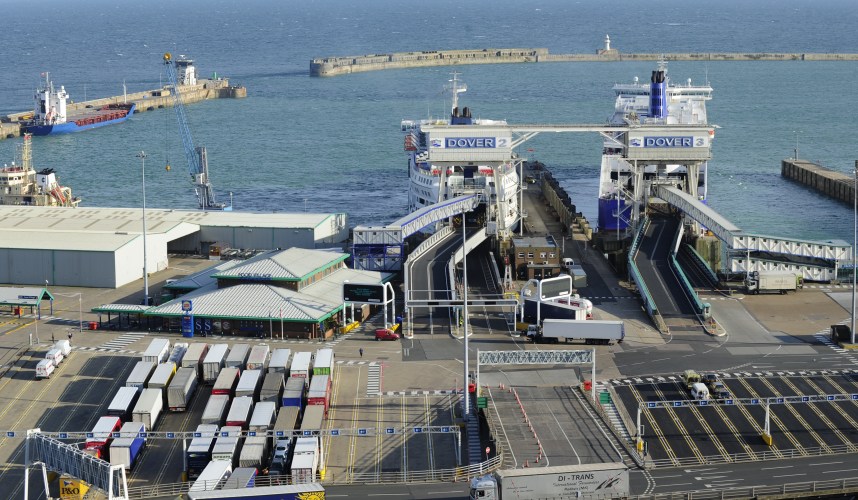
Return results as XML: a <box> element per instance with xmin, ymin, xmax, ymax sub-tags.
<box><xmin>401</xmin><ymin>74</ymin><xmax>520</xmax><ymax>235</ymax></box>
<box><xmin>597</xmin><ymin>61</ymin><xmax>712</xmax><ymax>232</ymax></box>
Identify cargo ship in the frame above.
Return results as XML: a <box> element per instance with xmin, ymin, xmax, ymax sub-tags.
<box><xmin>22</xmin><ymin>73</ymin><xmax>135</xmax><ymax>136</ymax></box>
<box><xmin>597</xmin><ymin>61</ymin><xmax>712</xmax><ymax>232</ymax></box>
<box><xmin>0</xmin><ymin>134</ymin><xmax>80</xmax><ymax>207</ymax></box>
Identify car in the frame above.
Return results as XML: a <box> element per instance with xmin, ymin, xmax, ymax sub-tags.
<box><xmin>703</xmin><ymin>373</ymin><xmax>719</xmax><ymax>388</ymax></box>
<box><xmin>272</xmin><ymin>439</ymin><xmax>290</xmax><ymax>463</ymax></box>
<box><xmin>375</xmin><ymin>328</ymin><xmax>400</xmax><ymax>341</ymax></box>
<box><xmin>715</xmin><ymin>390</ymin><xmax>731</xmax><ymax>400</ymax></box>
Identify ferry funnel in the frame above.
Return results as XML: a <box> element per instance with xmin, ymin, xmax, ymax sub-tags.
<box><xmin>649</xmin><ymin>70</ymin><xmax>667</xmax><ymax>118</ymax></box>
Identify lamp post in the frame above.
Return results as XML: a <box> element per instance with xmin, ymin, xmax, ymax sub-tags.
<box><xmin>462</xmin><ymin>215</ymin><xmax>470</xmax><ymax>420</ymax></box>
<box><xmin>852</xmin><ymin>161</ymin><xmax>857</xmax><ymax>345</ymax></box>
<box><xmin>137</xmin><ymin>151</ymin><xmax>150</xmax><ymax>306</ymax></box>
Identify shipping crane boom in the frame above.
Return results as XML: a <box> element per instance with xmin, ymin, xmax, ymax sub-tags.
<box><xmin>163</xmin><ymin>52</ymin><xmax>226</xmax><ymax>210</ymax></box>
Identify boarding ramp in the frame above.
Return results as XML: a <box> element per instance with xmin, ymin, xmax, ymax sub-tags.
<box><xmin>352</xmin><ymin>194</ymin><xmax>480</xmax><ymax>271</ymax></box>
<box><xmin>655</xmin><ymin>185</ymin><xmax>851</xmax><ymax>281</ymax></box>
<box><xmin>633</xmin><ymin>215</ymin><xmax>702</xmax><ymax>331</ymax></box>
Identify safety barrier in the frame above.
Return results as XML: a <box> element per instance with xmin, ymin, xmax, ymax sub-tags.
<box><xmin>684</xmin><ymin>243</ymin><xmax>720</xmax><ymax>286</ymax></box>
<box><xmin>668</xmin><ymin>222</ymin><xmax>705</xmax><ymax>315</ymax></box>
<box><xmin>628</xmin><ymin>217</ymin><xmax>666</xmax><ymax>331</ymax></box>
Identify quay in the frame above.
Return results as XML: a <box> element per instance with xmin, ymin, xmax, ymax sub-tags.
<box><xmin>311</xmin><ymin>46</ymin><xmax>858</xmax><ymax>77</ymax></box>
<box><xmin>0</xmin><ymin>78</ymin><xmax>246</xmax><ymax>140</ymax></box>
<box><xmin>782</xmin><ymin>158</ymin><xmax>858</xmax><ymax>205</ymax></box>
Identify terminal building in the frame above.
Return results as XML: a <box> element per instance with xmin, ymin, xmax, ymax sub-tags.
<box><xmin>0</xmin><ymin>206</ymin><xmax>348</xmax><ymax>288</ymax></box>
<box><xmin>93</xmin><ymin>247</ymin><xmax>392</xmax><ymax>339</ymax></box>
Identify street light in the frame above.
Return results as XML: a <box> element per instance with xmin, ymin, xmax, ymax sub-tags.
<box><xmin>137</xmin><ymin>151</ymin><xmax>150</xmax><ymax>306</ymax></box>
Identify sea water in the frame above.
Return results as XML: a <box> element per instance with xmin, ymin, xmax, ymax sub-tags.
<box><xmin>0</xmin><ymin>0</ymin><xmax>856</xmax><ymax>241</ymax></box>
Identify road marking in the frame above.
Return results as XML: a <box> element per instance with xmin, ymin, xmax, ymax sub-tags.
<box><xmin>762</xmin><ymin>465</ymin><xmax>794</xmax><ymax>470</ymax></box>
<box><xmin>656</xmin><ymin>483</ymin><xmax>693</xmax><ymax>488</ymax></box>
<box><xmin>823</xmin><ymin>469</ymin><xmax>858</xmax><ymax>474</ymax></box>
<box><xmin>810</xmin><ymin>461</ymin><xmax>844</xmax><ymax>466</ymax></box>
<box><xmin>773</xmin><ymin>473</ymin><xmax>804</xmax><ymax>478</ymax></box>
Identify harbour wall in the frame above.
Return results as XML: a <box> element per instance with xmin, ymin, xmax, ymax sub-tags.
<box><xmin>310</xmin><ymin>48</ymin><xmax>858</xmax><ymax>76</ymax></box>
<box><xmin>782</xmin><ymin>158</ymin><xmax>858</xmax><ymax>205</ymax></box>
<box><xmin>1</xmin><ymin>78</ymin><xmax>246</xmax><ymax>140</ymax></box>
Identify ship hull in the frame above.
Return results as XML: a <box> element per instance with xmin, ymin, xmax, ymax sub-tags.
<box><xmin>24</xmin><ymin>104</ymin><xmax>136</xmax><ymax>136</ymax></box>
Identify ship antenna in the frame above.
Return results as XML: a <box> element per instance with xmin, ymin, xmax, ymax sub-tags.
<box><xmin>448</xmin><ymin>71</ymin><xmax>467</xmax><ymax>115</ymax></box>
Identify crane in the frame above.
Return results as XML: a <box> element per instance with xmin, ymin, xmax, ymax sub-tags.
<box><xmin>163</xmin><ymin>52</ymin><xmax>227</xmax><ymax>210</ymax></box>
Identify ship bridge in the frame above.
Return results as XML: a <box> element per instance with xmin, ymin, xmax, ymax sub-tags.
<box><xmin>352</xmin><ymin>194</ymin><xmax>480</xmax><ymax>271</ymax></box>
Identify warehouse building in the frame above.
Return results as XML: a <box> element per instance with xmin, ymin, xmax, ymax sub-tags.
<box><xmin>0</xmin><ymin>206</ymin><xmax>348</xmax><ymax>288</ymax></box>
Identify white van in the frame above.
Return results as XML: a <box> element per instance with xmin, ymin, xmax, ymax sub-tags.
<box><xmin>45</xmin><ymin>348</ymin><xmax>64</xmax><ymax>367</ymax></box>
<box><xmin>691</xmin><ymin>382</ymin><xmax>710</xmax><ymax>400</ymax></box>
<box><xmin>36</xmin><ymin>359</ymin><xmax>55</xmax><ymax>379</ymax></box>
<box><xmin>562</xmin><ymin>258</ymin><xmax>575</xmax><ymax>271</ymax></box>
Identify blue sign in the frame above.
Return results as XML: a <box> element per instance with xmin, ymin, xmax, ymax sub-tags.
<box><xmin>248</xmin><ymin>431</ymin><xmax>257</xmax><ymax>437</ymax></box>
<box><xmin>828</xmin><ymin>395</ymin><xmax>836</xmax><ymax>401</ymax></box>
<box><xmin>853</xmin><ymin>394</ymin><xmax>858</xmax><ymax>400</ymax></box>
<box><xmin>386</xmin><ymin>428</ymin><xmax>395</xmax><ymax>434</ymax></box>
<box><xmin>166</xmin><ymin>432</ymin><xmax>175</xmax><ymax>439</ymax></box>
<box><xmin>414</xmin><ymin>427</ymin><xmax>423</xmax><ymax>433</ymax></box>
<box><xmin>802</xmin><ymin>396</ymin><xmax>809</xmax><ymax>402</ymax></box>
<box><xmin>725</xmin><ymin>399</ymin><xmax>734</xmax><ymax>405</ymax></box>
<box><xmin>193</xmin><ymin>432</ymin><xmax>202</xmax><ymax>438</ymax></box>
<box><xmin>275</xmin><ymin>430</ymin><xmax>285</xmax><ymax>437</ymax></box>
<box><xmin>672</xmin><ymin>401</ymin><xmax>682</xmax><ymax>407</ymax></box>
<box><xmin>442</xmin><ymin>427</ymin><xmax>450</xmax><ymax>433</ymax></box>
<box><xmin>86</xmin><ymin>433</ymin><xmax>94</xmax><ymax>439</ymax></box>
<box><xmin>647</xmin><ymin>402</ymin><xmax>656</xmax><ymax>408</ymax></box>
<box><xmin>59</xmin><ymin>433</ymin><xmax>68</xmax><ymax>439</ymax></box>
<box><xmin>358</xmin><ymin>429</ymin><xmax>367</xmax><ymax>435</ymax></box>
<box><xmin>182</xmin><ymin>315</ymin><xmax>194</xmax><ymax>338</ymax></box>
<box><xmin>112</xmin><ymin>432</ymin><xmax>121</xmax><ymax>438</ymax></box>
<box><xmin>445</xmin><ymin>137</ymin><xmax>495</xmax><ymax>148</ymax></box>
<box><xmin>699</xmin><ymin>400</ymin><xmax>708</xmax><ymax>406</ymax></box>
<box><xmin>331</xmin><ymin>430</ymin><xmax>339</xmax><ymax>436</ymax></box>
<box><xmin>751</xmin><ymin>399</ymin><xmax>760</xmax><ymax>405</ymax></box>
<box><xmin>303</xmin><ymin>431</ymin><xmax>312</xmax><ymax>436</ymax></box>
<box><xmin>6</xmin><ymin>432</ymin><xmax>15</xmax><ymax>438</ymax></box>
<box><xmin>643</xmin><ymin>136</ymin><xmax>694</xmax><ymax>148</ymax></box>
<box><xmin>140</xmin><ymin>432</ymin><xmax>148</xmax><ymax>438</ymax></box>
<box><xmin>17</xmin><ymin>295</ymin><xmax>37</xmax><ymax>300</ymax></box>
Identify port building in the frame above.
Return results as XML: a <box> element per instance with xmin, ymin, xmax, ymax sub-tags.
<box><xmin>0</xmin><ymin>206</ymin><xmax>348</xmax><ymax>288</ymax></box>
<box><xmin>93</xmin><ymin>247</ymin><xmax>391</xmax><ymax>339</ymax></box>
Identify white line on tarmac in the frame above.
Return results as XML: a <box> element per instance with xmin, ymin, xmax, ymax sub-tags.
<box><xmin>810</xmin><ymin>461</ymin><xmax>844</xmax><ymax>466</ymax></box>
<box><xmin>761</xmin><ymin>465</ymin><xmax>793</xmax><ymax>470</ymax></box>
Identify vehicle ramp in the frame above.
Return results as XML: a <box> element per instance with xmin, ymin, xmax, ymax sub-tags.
<box><xmin>633</xmin><ymin>215</ymin><xmax>702</xmax><ymax>331</ymax></box>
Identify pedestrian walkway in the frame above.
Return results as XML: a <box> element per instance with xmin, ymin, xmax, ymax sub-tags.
<box><xmin>366</xmin><ymin>362</ymin><xmax>380</xmax><ymax>396</ymax></box>
<box><xmin>74</xmin><ymin>331</ymin><xmax>148</xmax><ymax>354</ymax></box>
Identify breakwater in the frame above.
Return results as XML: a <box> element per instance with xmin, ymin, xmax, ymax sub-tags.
<box><xmin>310</xmin><ymin>48</ymin><xmax>858</xmax><ymax>77</ymax></box>
<box><xmin>0</xmin><ymin>78</ymin><xmax>246</xmax><ymax>140</ymax></box>
<box><xmin>782</xmin><ymin>158</ymin><xmax>858</xmax><ymax>205</ymax></box>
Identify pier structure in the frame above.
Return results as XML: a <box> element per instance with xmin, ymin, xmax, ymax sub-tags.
<box><xmin>311</xmin><ymin>47</ymin><xmax>858</xmax><ymax>77</ymax></box>
<box><xmin>782</xmin><ymin>158</ymin><xmax>858</xmax><ymax>205</ymax></box>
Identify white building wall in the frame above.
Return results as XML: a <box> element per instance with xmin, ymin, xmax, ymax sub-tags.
<box><xmin>0</xmin><ymin>248</ymin><xmax>118</xmax><ymax>288</ymax></box>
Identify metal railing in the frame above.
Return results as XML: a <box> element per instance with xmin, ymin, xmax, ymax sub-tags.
<box><xmin>630</xmin><ymin>476</ymin><xmax>858</xmax><ymax>499</ymax></box>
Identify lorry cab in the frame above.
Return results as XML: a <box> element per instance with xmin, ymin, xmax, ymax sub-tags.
<box><xmin>691</xmin><ymin>382</ymin><xmax>710</xmax><ymax>400</ymax></box>
<box><xmin>469</xmin><ymin>474</ymin><xmax>498</xmax><ymax>499</ymax></box>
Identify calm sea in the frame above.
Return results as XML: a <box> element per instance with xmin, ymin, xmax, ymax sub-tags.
<box><xmin>1</xmin><ymin>0</ymin><xmax>857</xmax><ymax>241</ymax></box>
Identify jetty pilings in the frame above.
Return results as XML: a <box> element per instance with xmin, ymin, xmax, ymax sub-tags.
<box><xmin>782</xmin><ymin>158</ymin><xmax>857</xmax><ymax>204</ymax></box>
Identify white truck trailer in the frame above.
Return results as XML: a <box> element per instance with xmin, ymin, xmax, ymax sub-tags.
<box><xmin>167</xmin><ymin>367</ymin><xmax>198</xmax><ymax>411</ymax></box>
<box><xmin>132</xmin><ymin>388</ymin><xmax>163</xmax><ymax>430</ymax></box>
<box><xmin>746</xmin><ymin>270</ymin><xmax>801</xmax><ymax>294</ymax></box>
<box><xmin>470</xmin><ymin>463</ymin><xmax>628</xmax><ymax>500</ymax></box>
<box><xmin>527</xmin><ymin>319</ymin><xmax>624</xmax><ymax>345</ymax></box>
<box><xmin>246</xmin><ymin>344</ymin><xmax>270</xmax><ymax>371</ymax></box>
<box><xmin>141</xmin><ymin>338</ymin><xmax>171</xmax><ymax>364</ymax></box>
<box><xmin>202</xmin><ymin>344</ymin><xmax>229</xmax><ymax>383</ymax></box>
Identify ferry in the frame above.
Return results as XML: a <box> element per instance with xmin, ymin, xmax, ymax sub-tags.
<box><xmin>0</xmin><ymin>134</ymin><xmax>79</xmax><ymax>207</ymax></box>
<box><xmin>22</xmin><ymin>73</ymin><xmax>135</xmax><ymax>136</ymax></box>
<box><xmin>401</xmin><ymin>74</ymin><xmax>520</xmax><ymax>235</ymax></box>
<box><xmin>597</xmin><ymin>61</ymin><xmax>712</xmax><ymax>232</ymax></box>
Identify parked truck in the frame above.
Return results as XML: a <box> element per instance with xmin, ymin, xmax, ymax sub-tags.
<box><xmin>225</xmin><ymin>343</ymin><xmax>251</xmax><ymax>370</ymax></box>
<box><xmin>201</xmin><ymin>394</ymin><xmax>231</xmax><ymax>426</ymax></box>
<box><xmin>211</xmin><ymin>425</ymin><xmax>242</xmax><ymax>464</ymax></box>
<box><xmin>246</xmin><ymin>344</ymin><xmax>270</xmax><ymax>371</ymax></box>
<box><xmin>182</xmin><ymin>343</ymin><xmax>209</xmax><ymax>378</ymax></box>
<box><xmin>107</xmin><ymin>386</ymin><xmax>141</xmax><ymax>422</ymax></box>
<box><xmin>527</xmin><ymin>319</ymin><xmax>624</xmax><ymax>345</ymax></box>
<box><xmin>268</xmin><ymin>348</ymin><xmax>291</xmax><ymax>374</ymax></box>
<box><xmin>523</xmin><ymin>297</ymin><xmax>591</xmax><ymax>324</ymax></box>
<box><xmin>282</xmin><ymin>377</ymin><xmax>305</xmax><ymax>409</ymax></box>
<box><xmin>187</xmin><ymin>484</ymin><xmax>325</xmax><ymax>499</ymax></box>
<box><xmin>235</xmin><ymin>369</ymin><xmax>263</xmax><ymax>400</ymax></box>
<box><xmin>132</xmin><ymin>388</ymin><xmax>163</xmax><ymax>430</ymax></box>
<box><xmin>289</xmin><ymin>351</ymin><xmax>312</xmax><ymax>386</ymax></box>
<box><xmin>260</xmin><ymin>372</ymin><xmax>285</xmax><ymax>404</ymax></box>
<box><xmin>84</xmin><ymin>416</ymin><xmax>122</xmax><ymax>460</ymax></box>
<box><xmin>147</xmin><ymin>362</ymin><xmax>177</xmax><ymax>400</ymax></box>
<box><xmin>109</xmin><ymin>421</ymin><xmax>146</xmax><ymax>471</ymax></box>
<box><xmin>202</xmin><ymin>344</ymin><xmax>230</xmax><ymax>383</ymax></box>
<box><xmin>126</xmin><ymin>361</ymin><xmax>156</xmax><ymax>391</ymax></box>
<box><xmin>187</xmin><ymin>424</ymin><xmax>219</xmax><ymax>481</ymax></box>
<box><xmin>212</xmin><ymin>366</ymin><xmax>241</xmax><ymax>396</ymax></box>
<box><xmin>238</xmin><ymin>435</ymin><xmax>269</xmax><ymax>469</ymax></box>
<box><xmin>746</xmin><ymin>270</ymin><xmax>802</xmax><ymax>295</ymax></box>
<box><xmin>141</xmin><ymin>338</ymin><xmax>171</xmax><ymax>364</ymax></box>
<box><xmin>226</xmin><ymin>396</ymin><xmax>254</xmax><ymax>428</ymax></box>
<box><xmin>189</xmin><ymin>459</ymin><xmax>232</xmax><ymax>492</ymax></box>
<box><xmin>167</xmin><ymin>367</ymin><xmax>198</xmax><ymax>411</ymax></box>
<box><xmin>469</xmin><ymin>463</ymin><xmax>628</xmax><ymax>500</ymax></box>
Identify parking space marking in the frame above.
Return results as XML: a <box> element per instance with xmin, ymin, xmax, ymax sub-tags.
<box><xmin>758</xmin><ymin>378</ymin><xmax>833</xmax><ymax>453</ymax></box>
<box><xmin>651</xmin><ymin>383</ymin><xmax>707</xmax><ymax>463</ymax></box>
<box><xmin>734</xmin><ymin>378</ymin><xmax>807</xmax><ymax>455</ymax></box>
<box><xmin>627</xmin><ymin>385</ymin><xmax>680</xmax><ymax>466</ymax></box>
<box><xmin>366</xmin><ymin>363</ymin><xmax>380</xmax><ymax>396</ymax></box>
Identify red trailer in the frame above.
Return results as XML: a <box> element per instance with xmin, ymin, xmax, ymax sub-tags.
<box><xmin>307</xmin><ymin>375</ymin><xmax>331</xmax><ymax>415</ymax></box>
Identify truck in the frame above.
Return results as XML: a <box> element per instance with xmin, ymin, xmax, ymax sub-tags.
<box><xmin>469</xmin><ymin>463</ymin><xmax>629</xmax><ymax>500</ymax></box>
<box><xmin>186</xmin><ymin>484</ymin><xmax>325</xmax><ymax>499</ymax></box>
<box><xmin>293</xmin><ymin>436</ymin><xmax>324</xmax><ymax>479</ymax></box>
<box><xmin>268</xmin><ymin>348</ymin><xmax>291</xmax><ymax>374</ymax></box>
<box><xmin>141</xmin><ymin>338</ymin><xmax>171</xmax><ymax>364</ymax></box>
<box><xmin>221</xmin><ymin>466</ymin><xmax>257</xmax><ymax>488</ymax></box>
<box><xmin>527</xmin><ymin>319</ymin><xmax>624</xmax><ymax>345</ymax></box>
<box><xmin>290</xmin><ymin>448</ymin><xmax>318</xmax><ymax>484</ymax></box>
<box><xmin>225</xmin><ymin>343</ymin><xmax>251</xmax><ymax>370</ymax></box>
<box><xmin>301</xmin><ymin>405</ymin><xmax>325</xmax><ymax>433</ymax></box>
<box><xmin>307</xmin><ymin>374</ymin><xmax>331</xmax><ymax>415</ymax></box>
<box><xmin>246</xmin><ymin>344</ymin><xmax>270</xmax><ymax>371</ymax></box>
<box><xmin>523</xmin><ymin>297</ymin><xmax>591</xmax><ymax>324</ymax></box>
<box><xmin>290</xmin><ymin>351</ymin><xmax>312</xmax><ymax>385</ymax></box>
<box><xmin>235</xmin><ymin>369</ymin><xmax>263</xmax><ymax>399</ymax></box>
<box><xmin>282</xmin><ymin>377</ymin><xmax>305</xmax><ymax>409</ymax></box>
<box><xmin>187</xmin><ymin>424</ymin><xmax>219</xmax><ymax>481</ymax></box>
<box><xmin>84</xmin><ymin>416</ymin><xmax>122</xmax><ymax>460</ymax></box>
<box><xmin>212</xmin><ymin>366</ymin><xmax>241</xmax><ymax>396</ymax></box>
<box><xmin>167</xmin><ymin>342</ymin><xmax>188</xmax><ymax>365</ymax></box>
<box><xmin>313</xmin><ymin>348</ymin><xmax>335</xmax><ymax>377</ymax></box>
<box><xmin>746</xmin><ymin>270</ymin><xmax>802</xmax><ymax>295</ymax></box>
<box><xmin>147</xmin><ymin>362</ymin><xmax>177</xmax><ymax>400</ymax></box>
<box><xmin>238</xmin><ymin>435</ymin><xmax>269</xmax><ymax>469</ymax></box>
<box><xmin>568</xmin><ymin>264</ymin><xmax>588</xmax><ymax>289</ymax></box>
<box><xmin>132</xmin><ymin>388</ymin><xmax>163</xmax><ymax>430</ymax></box>
<box><xmin>202</xmin><ymin>343</ymin><xmax>230</xmax><ymax>383</ymax></box>
<box><xmin>189</xmin><ymin>459</ymin><xmax>232</xmax><ymax>492</ymax></box>
<box><xmin>201</xmin><ymin>394</ymin><xmax>231</xmax><ymax>426</ymax></box>
<box><xmin>273</xmin><ymin>405</ymin><xmax>300</xmax><ymax>435</ymax></box>
<box><xmin>249</xmin><ymin>401</ymin><xmax>277</xmax><ymax>432</ymax></box>
<box><xmin>126</xmin><ymin>361</ymin><xmax>156</xmax><ymax>391</ymax></box>
<box><xmin>226</xmin><ymin>396</ymin><xmax>254</xmax><ymax>428</ymax></box>
<box><xmin>109</xmin><ymin>421</ymin><xmax>146</xmax><ymax>471</ymax></box>
<box><xmin>35</xmin><ymin>359</ymin><xmax>55</xmax><ymax>379</ymax></box>
<box><xmin>182</xmin><ymin>343</ymin><xmax>210</xmax><ymax>377</ymax></box>
<box><xmin>259</xmin><ymin>372</ymin><xmax>285</xmax><ymax>404</ymax></box>
<box><xmin>211</xmin><ymin>425</ymin><xmax>242</xmax><ymax>464</ymax></box>
<box><xmin>107</xmin><ymin>386</ymin><xmax>141</xmax><ymax>422</ymax></box>
<box><xmin>167</xmin><ymin>367</ymin><xmax>198</xmax><ymax>411</ymax></box>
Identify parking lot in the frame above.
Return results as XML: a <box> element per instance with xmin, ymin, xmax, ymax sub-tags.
<box><xmin>610</xmin><ymin>371</ymin><xmax>858</xmax><ymax>466</ymax></box>
<box><xmin>324</xmin><ymin>363</ymin><xmax>460</xmax><ymax>484</ymax></box>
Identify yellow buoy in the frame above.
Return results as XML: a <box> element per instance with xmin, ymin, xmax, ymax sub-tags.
<box><xmin>165</xmin><ymin>164</ymin><xmax>171</xmax><ymax>172</ymax></box>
